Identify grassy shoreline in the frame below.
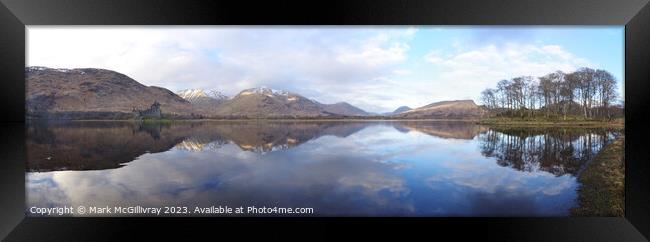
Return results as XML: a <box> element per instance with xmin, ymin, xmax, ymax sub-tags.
<box><xmin>478</xmin><ymin>118</ymin><xmax>624</xmax><ymax>127</ymax></box>
<box><xmin>31</xmin><ymin>117</ymin><xmax>624</xmax><ymax>127</ymax></box>
<box><xmin>571</xmin><ymin>135</ymin><xmax>625</xmax><ymax>217</ymax></box>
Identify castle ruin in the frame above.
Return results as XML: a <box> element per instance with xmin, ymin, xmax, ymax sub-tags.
<box><xmin>133</xmin><ymin>101</ymin><xmax>162</xmax><ymax>119</ymax></box>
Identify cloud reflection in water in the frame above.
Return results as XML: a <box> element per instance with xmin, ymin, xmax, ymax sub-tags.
<box><xmin>26</xmin><ymin>121</ymin><xmax>620</xmax><ymax>216</ymax></box>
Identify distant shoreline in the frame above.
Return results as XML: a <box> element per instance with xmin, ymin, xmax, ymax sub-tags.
<box><xmin>29</xmin><ymin>118</ymin><xmax>481</xmax><ymax>122</ymax></box>
<box><xmin>27</xmin><ymin>117</ymin><xmax>625</xmax><ymax>127</ymax></box>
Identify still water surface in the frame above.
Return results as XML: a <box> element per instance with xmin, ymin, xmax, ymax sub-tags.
<box><xmin>26</xmin><ymin>121</ymin><xmax>620</xmax><ymax>216</ymax></box>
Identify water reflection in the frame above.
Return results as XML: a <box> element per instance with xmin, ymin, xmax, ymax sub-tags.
<box><xmin>479</xmin><ymin>128</ymin><xmax>618</xmax><ymax>176</ymax></box>
<box><xmin>26</xmin><ymin>121</ymin><xmax>621</xmax><ymax>216</ymax></box>
<box><xmin>27</xmin><ymin>121</ymin><xmax>484</xmax><ymax>171</ymax></box>
<box><xmin>395</xmin><ymin>121</ymin><xmax>489</xmax><ymax>139</ymax></box>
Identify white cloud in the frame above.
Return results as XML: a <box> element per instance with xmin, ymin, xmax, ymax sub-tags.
<box><xmin>392</xmin><ymin>69</ymin><xmax>412</xmax><ymax>75</ymax></box>
<box><xmin>27</xmin><ymin>135</ymin><xmax>413</xmax><ymax>211</ymax></box>
<box><xmin>336</xmin><ymin>39</ymin><xmax>409</xmax><ymax>67</ymax></box>
<box><xmin>422</xmin><ymin>43</ymin><xmax>592</xmax><ymax>104</ymax></box>
<box><xmin>27</xmin><ymin>27</ymin><xmax>599</xmax><ymax>113</ymax></box>
<box><xmin>28</xmin><ymin>27</ymin><xmax>415</xmax><ymax>112</ymax></box>
<box><xmin>424</xmin><ymin>51</ymin><xmax>444</xmax><ymax>64</ymax></box>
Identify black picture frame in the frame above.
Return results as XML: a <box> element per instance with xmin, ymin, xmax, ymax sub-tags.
<box><xmin>0</xmin><ymin>0</ymin><xmax>648</xmax><ymax>240</ymax></box>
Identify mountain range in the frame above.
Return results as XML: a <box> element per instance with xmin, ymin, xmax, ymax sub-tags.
<box><xmin>176</xmin><ymin>89</ymin><xmax>229</xmax><ymax>114</ymax></box>
<box><xmin>383</xmin><ymin>106</ymin><xmax>412</xmax><ymax>115</ymax></box>
<box><xmin>26</xmin><ymin>67</ymin><xmax>487</xmax><ymax>119</ymax></box>
<box><xmin>210</xmin><ymin>87</ymin><xmax>331</xmax><ymax>118</ymax></box>
<box><xmin>317</xmin><ymin>101</ymin><xmax>371</xmax><ymax>116</ymax></box>
<box><xmin>177</xmin><ymin>89</ymin><xmax>228</xmax><ymax>104</ymax></box>
<box><xmin>394</xmin><ymin>100</ymin><xmax>488</xmax><ymax>119</ymax></box>
<box><xmin>26</xmin><ymin>67</ymin><xmax>194</xmax><ymax>119</ymax></box>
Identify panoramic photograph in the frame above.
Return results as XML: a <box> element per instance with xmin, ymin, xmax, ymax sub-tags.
<box><xmin>25</xmin><ymin>26</ymin><xmax>624</xmax><ymax>217</ymax></box>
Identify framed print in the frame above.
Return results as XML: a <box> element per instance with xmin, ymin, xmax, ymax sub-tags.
<box><xmin>0</xmin><ymin>0</ymin><xmax>649</xmax><ymax>240</ymax></box>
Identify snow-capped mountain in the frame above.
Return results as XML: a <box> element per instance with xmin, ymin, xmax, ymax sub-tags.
<box><xmin>215</xmin><ymin>86</ymin><xmax>326</xmax><ymax>117</ymax></box>
<box><xmin>177</xmin><ymin>89</ymin><xmax>229</xmax><ymax>102</ymax></box>
<box><xmin>26</xmin><ymin>66</ymin><xmax>84</xmax><ymax>74</ymax></box>
<box><xmin>176</xmin><ymin>89</ymin><xmax>229</xmax><ymax>113</ymax></box>
<box><xmin>206</xmin><ymin>90</ymin><xmax>229</xmax><ymax>100</ymax></box>
<box><xmin>211</xmin><ymin>86</ymin><xmax>372</xmax><ymax>118</ymax></box>
<box><xmin>236</xmin><ymin>86</ymin><xmax>290</xmax><ymax>97</ymax></box>
<box><xmin>26</xmin><ymin>65</ymin><xmax>375</xmax><ymax>119</ymax></box>
<box><xmin>177</xmin><ymin>89</ymin><xmax>206</xmax><ymax>100</ymax></box>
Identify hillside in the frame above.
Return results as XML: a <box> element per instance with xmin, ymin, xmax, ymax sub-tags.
<box><xmin>318</xmin><ymin>102</ymin><xmax>370</xmax><ymax>116</ymax></box>
<box><xmin>394</xmin><ymin>100</ymin><xmax>488</xmax><ymax>119</ymax></box>
<box><xmin>383</xmin><ymin>106</ymin><xmax>412</xmax><ymax>115</ymax></box>
<box><xmin>26</xmin><ymin>67</ymin><xmax>194</xmax><ymax>119</ymax></box>
<box><xmin>211</xmin><ymin>87</ymin><xmax>331</xmax><ymax>118</ymax></box>
<box><xmin>26</xmin><ymin>66</ymin><xmax>492</xmax><ymax>120</ymax></box>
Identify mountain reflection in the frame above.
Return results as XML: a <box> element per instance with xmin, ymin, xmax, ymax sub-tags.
<box><xmin>394</xmin><ymin>121</ymin><xmax>488</xmax><ymax>139</ymax></box>
<box><xmin>26</xmin><ymin>121</ymin><xmax>623</xmax><ymax>216</ymax></box>
<box><xmin>27</xmin><ymin>121</ymin><xmax>619</xmax><ymax>175</ymax></box>
<box><xmin>27</xmin><ymin>121</ymin><xmax>487</xmax><ymax>171</ymax></box>
<box><xmin>27</xmin><ymin>121</ymin><xmax>185</xmax><ymax>171</ymax></box>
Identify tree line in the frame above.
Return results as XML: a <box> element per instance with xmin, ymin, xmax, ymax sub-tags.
<box><xmin>480</xmin><ymin>67</ymin><xmax>620</xmax><ymax>120</ymax></box>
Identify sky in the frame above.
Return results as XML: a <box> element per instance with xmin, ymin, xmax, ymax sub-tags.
<box><xmin>27</xmin><ymin>26</ymin><xmax>624</xmax><ymax>113</ymax></box>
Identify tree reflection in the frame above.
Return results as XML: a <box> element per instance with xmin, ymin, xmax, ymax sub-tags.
<box><xmin>478</xmin><ymin>127</ymin><xmax>620</xmax><ymax>176</ymax></box>
<box><xmin>27</xmin><ymin>120</ymin><xmax>621</xmax><ymax>175</ymax></box>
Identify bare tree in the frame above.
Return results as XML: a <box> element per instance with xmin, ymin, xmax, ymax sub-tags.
<box><xmin>538</xmin><ymin>73</ymin><xmax>558</xmax><ymax>118</ymax></box>
<box><xmin>575</xmin><ymin>68</ymin><xmax>597</xmax><ymax>118</ymax></box>
<box><xmin>482</xmin><ymin>67</ymin><xmax>619</xmax><ymax>120</ymax></box>
<box><xmin>524</xmin><ymin>76</ymin><xmax>538</xmax><ymax>117</ymax></box>
<box><xmin>481</xmin><ymin>88</ymin><xmax>497</xmax><ymax>110</ymax></box>
<box><xmin>511</xmin><ymin>77</ymin><xmax>527</xmax><ymax>116</ymax></box>
<box><xmin>595</xmin><ymin>69</ymin><xmax>618</xmax><ymax>119</ymax></box>
<box><xmin>497</xmin><ymin>79</ymin><xmax>511</xmax><ymax>110</ymax></box>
